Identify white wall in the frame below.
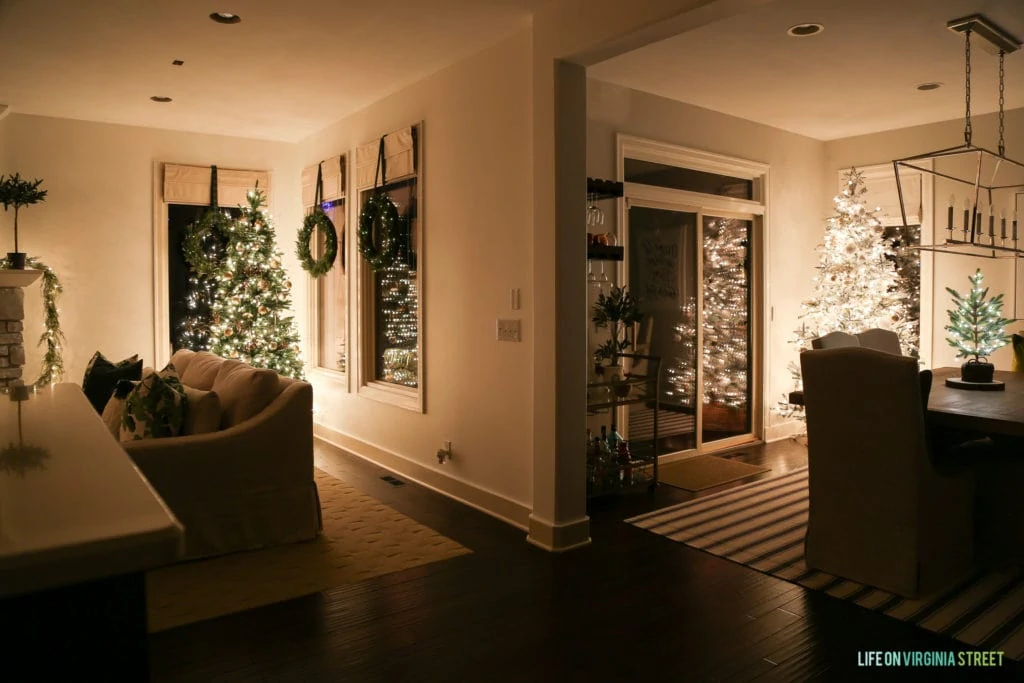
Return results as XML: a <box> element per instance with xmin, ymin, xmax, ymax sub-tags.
<box><xmin>1</xmin><ymin>114</ymin><xmax>304</xmax><ymax>384</ymax></box>
<box><xmin>299</xmin><ymin>31</ymin><xmax>535</xmax><ymax>527</ymax></box>
<box><xmin>825</xmin><ymin>108</ymin><xmax>1024</xmax><ymax>371</ymax></box>
<box><xmin>587</xmin><ymin>78</ymin><xmax>826</xmax><ymax>437</ymax></box>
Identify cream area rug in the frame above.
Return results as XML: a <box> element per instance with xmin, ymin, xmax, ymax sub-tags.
<box><xmin>147</xmin><ymin>468</ymin><xmax>471</xmax><ymax>632</ymax></box>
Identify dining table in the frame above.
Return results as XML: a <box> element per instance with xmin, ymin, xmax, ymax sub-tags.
<box><xmin>927</xmin><ymin>367</ymin><xmax>1024</xmax><ymax>439</ymax></box>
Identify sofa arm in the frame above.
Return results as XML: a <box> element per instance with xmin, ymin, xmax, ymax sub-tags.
<box><xmin>123</xmin><ymin>381</ymin><xmax>313</xmax><ymax>494</ymax></box>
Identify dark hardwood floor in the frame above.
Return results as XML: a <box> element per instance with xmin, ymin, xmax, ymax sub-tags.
<box><xmin>148</xmin><ymin>438</ymin><xmax>1024</xmax><ymax>682</ymax></box>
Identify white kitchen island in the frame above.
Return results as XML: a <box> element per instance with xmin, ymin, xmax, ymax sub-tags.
<box><xmin>0</xmin><ymin>382</ymin><xmax>183</xmax><ymax>681</ymax></box>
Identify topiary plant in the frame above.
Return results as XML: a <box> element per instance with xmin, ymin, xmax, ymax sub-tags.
<box><xmin>592</xmin><ymin>284</ymin><xmax>643</xmax><ymax>364</ymax></box>
<box><xmin>0</xmin><ymin>172</ymin><xmax>47</xmax><ymax>267</ymax></box>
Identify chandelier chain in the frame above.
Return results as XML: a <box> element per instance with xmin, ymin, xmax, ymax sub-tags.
<box><xmin>998</xmin><ymin>50</ymin><xmax>1006</xmax><ymax>156</ymax></box>
<box><xmin>964</xmin><ymin>29</ymin><xmax>972</xmax><ymax>146</ymax></box>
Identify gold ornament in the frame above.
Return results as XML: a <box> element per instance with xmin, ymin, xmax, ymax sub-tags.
<box><xmin>258</xmin><ymin>305</ymin><xmax>268</xmax><ymax>315</ymax></box>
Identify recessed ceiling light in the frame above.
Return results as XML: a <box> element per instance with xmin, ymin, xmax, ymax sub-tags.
<box><xmin>787</xmin><ymin>23</ymin><xmax>824</xmax><ymax>37</ymax></box>
<box><xmin>150</xmin><ymin>96</ymin><xmax>173</xmax><ymax>103</ymax></box>
<box><xmin>209</xmin><ymin>12</ymin><xmax>241</xmax><ymax>24</ymax></box>
<box><xmin>172</xmin><ymin>59</ymin><xmax>184</xmax><ymax>66</ymax></box>
<box><xmin>916</xmin><ymin>82</ymin><xmax>943</xmax><ymax>91</ymax></box>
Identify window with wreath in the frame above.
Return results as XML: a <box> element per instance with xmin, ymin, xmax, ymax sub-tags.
<box><xmin>301</xmin><ymin>156</ymin><xmax>347</xmax><ymax>374</ymax></box>
<box><xmin>356</xmin><ymin>125</ymin><xmax>421</xmax><ymax>396</ymax></box>
<box><xmin>161</xmin><ymin>163</ymin><xmax>268</xmax><ymax>356</ymax></box>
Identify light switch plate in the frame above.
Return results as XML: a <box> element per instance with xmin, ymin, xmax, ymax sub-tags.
<box><xmin>496</xmin><ymin>318</ymin><xmax>522</xmax><ymax>342</ymax></box>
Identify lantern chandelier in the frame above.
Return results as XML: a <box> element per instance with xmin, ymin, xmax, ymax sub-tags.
<box><xmin>894</xmin><ymin>14</ymin><xmax>1023</xmax><ymax>259</ymax></box>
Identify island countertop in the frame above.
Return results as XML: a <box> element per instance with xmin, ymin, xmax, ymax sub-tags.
<box><xmin>0</xmin><ymin>383</ymin><xmax>183</xmax><ymax>598</ymax></box>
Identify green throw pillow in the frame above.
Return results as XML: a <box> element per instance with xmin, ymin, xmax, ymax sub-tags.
<box><xmin>1013</xmin><ymin>333</ymin><xmax>1024</xmax><ymax>373</ymax></box>
<box><xmin>120</xmin><ymin>363</ymin><xmax>187</xmax><ymax>441</ymax></box>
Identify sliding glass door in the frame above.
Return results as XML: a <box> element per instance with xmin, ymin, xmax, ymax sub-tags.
<box><xmin>626</xmin><ymin>200</ymin><xmax>756</xmax><ymax>455</ymax></box>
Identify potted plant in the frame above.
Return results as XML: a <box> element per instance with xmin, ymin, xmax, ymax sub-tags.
<box><xmin>945</xmin><ymin>269</ymin><xmax>1012</xmax><ymax>384</ymax></box>
<box><xmin>592</xmin><ymin>284</ymin><xmax>643</xmax><ymax>391</ymax></box>
<box><xmin>0</xmin><ymin>173</ymin><xmax>48</xmax><ymax>269</ymax></box>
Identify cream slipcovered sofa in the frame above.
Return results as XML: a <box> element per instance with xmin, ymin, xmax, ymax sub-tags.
<box><xmin>123</xmin><ymin>349</ymin><xmax>321</xmax><ymax>560</ymax></box>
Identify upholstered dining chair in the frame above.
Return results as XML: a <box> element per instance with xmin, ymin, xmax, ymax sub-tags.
<box><xmin>856</xmin><ymin>328</ymin><xmax>902</xmax><ymax>355</ymax></box>
<box><xmin>810</xmin><ymin>330</ymin><xmax>859</xmax><ymax>350</ymax></box>
<box><xmin>800</xmin><ymin>346</ymin><xmax>975</xmax><ymax>598</ymax></box>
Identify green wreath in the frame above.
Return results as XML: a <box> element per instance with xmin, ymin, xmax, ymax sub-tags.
<box><xmin>358</xmin><ymin>191</ymin><xmax>400</xmax><ymax>270</ymax></box>
<box><xmin>296</xmin><ymin>208</ymin><xmax>338</xmax><ymax>277</ymax></box>
<box><xmin>183</xmin><ymin>210</ymin><xmax>233</xmax><ymax>277</ymax></box>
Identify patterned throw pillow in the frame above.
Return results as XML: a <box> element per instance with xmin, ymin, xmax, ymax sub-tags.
<box><xmin>100</xmin><ymin>379</ymin><xmax>138</xmax><ymax>438</ymax></box>
<box><xmin>120</xmin><ymin>364</ymin><xmax>187</xmax><ymax>441</ymax></box>
<box><xmin>82</xmin><ymin>351</ymin><xmax>143</xmax><ymax>414</ymax></box>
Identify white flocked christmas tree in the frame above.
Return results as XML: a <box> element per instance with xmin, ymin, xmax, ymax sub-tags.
<box><xmin>794</xmin><ymin>168</ymin><xmax>913</xmax><ymax>354</ymax></box>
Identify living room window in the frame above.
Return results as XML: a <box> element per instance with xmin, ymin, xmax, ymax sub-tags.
<box><xmin>153</xmin><ymin>163</ymin><xmax>270</xmax><ymax>367</ymax></box>
<box><xmin>354</xmin><ymin>125</ymin><xmax>423</xmax><ymax>411</ymax></box>
<box><xmin>302</xmin><ymin>156</ymin><xmax>347</xmax><ymax>377</ymax></box>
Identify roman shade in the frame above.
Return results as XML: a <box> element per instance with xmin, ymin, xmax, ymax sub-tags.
<box><xmin>163</xmin><ymin>164</ymin><xmax>271</xmax><ymax>207</ymax></box>
<box><xmin>301</xmin><ymin>155</ymin><xmax>345</xmax><ymax>207</ymax></box>
<box><xmin>355</xmin><ymin>126</ymin><xmax>416</xmax><ymax>190</ymax></box>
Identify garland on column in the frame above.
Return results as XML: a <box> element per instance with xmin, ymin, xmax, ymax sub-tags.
<box><xmin>0</xmin><ymin>256</ymin><xmax>66</xmax><ymax>387</ymax></box>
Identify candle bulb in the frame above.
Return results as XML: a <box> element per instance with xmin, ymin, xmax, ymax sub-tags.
<box><xmin>1001</xmin><ymin>211</ymin><xmax>1007</xmax><ymax>240</ymax></box>
<box><xmin>989</xmin><ymin>204</ymin><xmax>996</xmax><ymax>238</ymax></box>
<box><xmin>948</xmin><ymin>195</ymin><xmax>955</xmax><ymax>232</ymax></box>
<box><xmin>963</xmin><ymin>199</ymin><xmax>970</xmax><ymax>240</ymax></box>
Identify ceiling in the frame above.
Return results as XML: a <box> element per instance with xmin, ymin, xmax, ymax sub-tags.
<box><xmin>1</xmin><ymin>0</ymin><xmax>1021</xmax><ymax>144</ymax></box>
<box><xmin>0</xmin><ymin>0</ymin><xmax>548</xmax><ymax>142</ymax></box>
<box><xmin>589</xmin><ymin>0</ymin><xmax>1024</xmax><ymax>141</ymax></box>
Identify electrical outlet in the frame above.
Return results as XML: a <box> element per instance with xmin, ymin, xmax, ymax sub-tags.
<box><xmin>437</xmin><ymin>441</ymin><xmax>452</xmax><ymax>464</ymax></box>
<box><xmin>496</xmin><ymin>318</ymin><xmax>522</xmax><ymax>342</ymax></box>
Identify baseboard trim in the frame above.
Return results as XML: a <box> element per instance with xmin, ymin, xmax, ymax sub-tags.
<box><xmin>314</xmin><ymin>423</ymin><xmax>531</xmax><ymax>532</ymax></box>
<box><xmin>765</xmin><ymin>420</ymin><xmax>805</xmax><ymax>442</ymax></box>
<box><xmin>526</xmin><ymin>514</ymin><xmax>592</xmax><ymax>552</ymax></box>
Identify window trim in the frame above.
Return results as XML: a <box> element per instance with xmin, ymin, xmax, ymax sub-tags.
<box><xmin>305</xmin><ymin>188</ymin><xmax>350</xmax><ymax>388</ymax></box>
<box><xmin>152</xmin><ymin>161</ymin><xmax>273</xmax><ymax>369</ymax></box>
<box><xmin>355</xmin><ymin>122</ymin><xmax>425</xmax><ymax>413</ymax></box>
<box><xmin>616</xmin><ymin>134</ymin><xmax>768</xmax><ymax>446</ymax></box>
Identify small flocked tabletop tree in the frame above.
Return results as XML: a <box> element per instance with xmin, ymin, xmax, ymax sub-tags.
<box><xmin>945</xmin><ymin>268</ymin><xmax>1012</xmax><ymax>383</ymax></box>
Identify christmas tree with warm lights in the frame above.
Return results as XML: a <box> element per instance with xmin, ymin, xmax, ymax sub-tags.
<box><xmin>794</xmin><ymin>168</ymin><xmax>912</xmax><ymax>353</ymax></box>
<box><xmin>178</xmin><ymin>221</ymin><xmax>226</xmax><ymax>351</ymax></box>
<box><xmin>208</xmin><ymin>189</ymin><xmax>304</xmax><ymax>379</ymax></box>
<box><xmin>945</xmin><ymin>268</ymin><xmax>1012</xmax><ymax>364</ymax></box>
<box><xmin>666</xmin><ymin>218</ymin><xmax>749</xmax><ymax>412</ymax></box>
<box><xmin>376</xmin><ymin>244</ymin><xmax>418</xmax><ymax>387</ymax></box>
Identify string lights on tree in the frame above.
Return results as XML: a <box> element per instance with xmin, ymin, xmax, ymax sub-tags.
<box><xmin>376</xmin><ymin>249</ymin><xmax>418</xmax><ymax>387</ymax></box>
<box><xmin>666</xmin><ymin>218</ymin><xmax>749</xmax><ymax>411</ymax></box>
<box><xmin>208</xmin><ymin>189</ymin><xmax>305</xmax><ymax>380</ymax></box>
<box><xmin>792</xmin><ymin>167</ymin><xmax>913</xmax><ymax>356</ymax></box>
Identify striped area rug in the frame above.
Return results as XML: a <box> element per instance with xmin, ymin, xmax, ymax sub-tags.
<box><xmin>627</xmin><ymin>467</ymin><xmax>1024</xmax><ymax>660</ymax></box>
